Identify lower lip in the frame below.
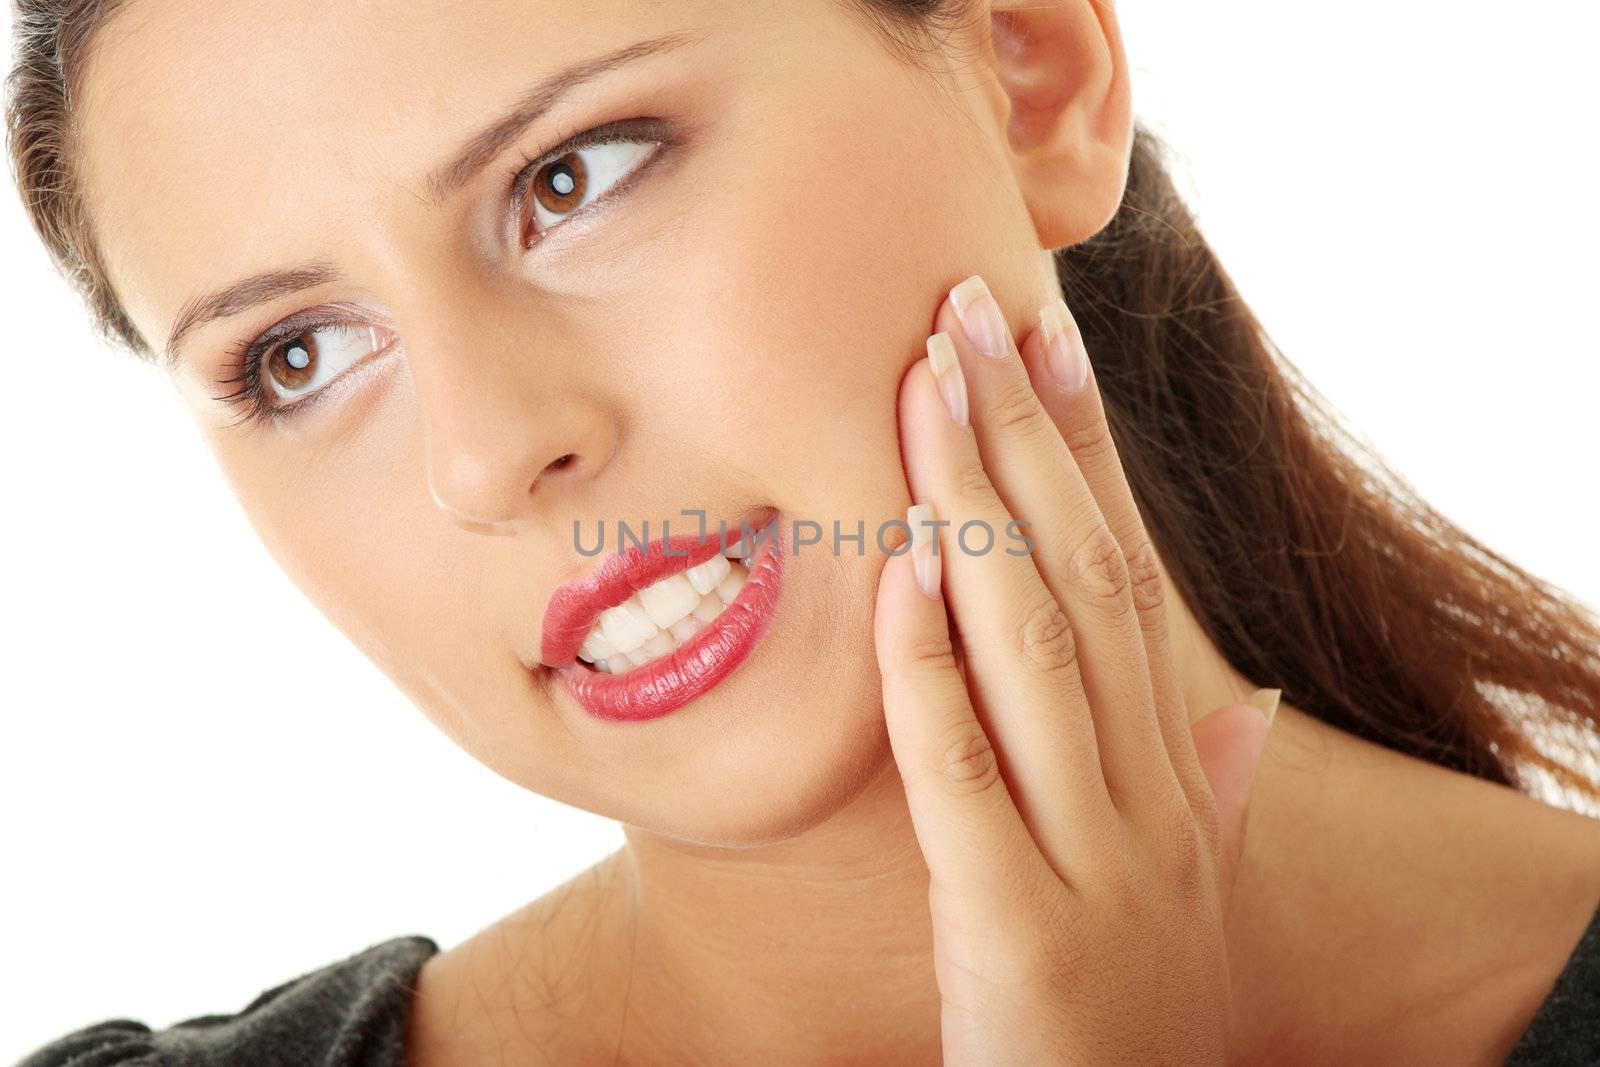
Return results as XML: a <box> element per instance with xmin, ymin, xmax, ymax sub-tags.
<box><xmin>554</xmin><ymin>522</ymin><xmax>785</xmax><ymax>723</ymax></box>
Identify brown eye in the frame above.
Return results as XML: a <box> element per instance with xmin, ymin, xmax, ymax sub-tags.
<box><xmin>267</xmin><ymin>335</ymin><xmax>318</xmax><ymax>392</ymax></box>
<box><xmin>259</xmin><ymin>324</ymin><xmax>393</xmax><ymax>407</ymax></box>
<box><xmin>520</xmin><ymin>139</ymin><xmax>656</xmax><ymax>244</ymax></box>
<box><xmin>534</xmin><ymin>152</ymin><xmax>588</xmax><ymax>214</ymax></box>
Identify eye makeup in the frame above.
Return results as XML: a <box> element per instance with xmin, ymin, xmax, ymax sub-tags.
<box><xmin>506</xmin><ymin>115</ymin><xmax>680</xmax><ymax>249</ymax></box>
<box><xmin>211</xmin><ymin>115</ymin><xmax>683</xmax><ymax>427</ymax></box>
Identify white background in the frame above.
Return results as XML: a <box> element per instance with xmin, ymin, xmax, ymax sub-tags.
<box><xmin>4</xmin><ymin>1</ymin><xmax>1597</xmax><ymax>1058</ymax></box>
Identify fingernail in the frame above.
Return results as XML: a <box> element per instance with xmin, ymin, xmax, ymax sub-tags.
<box><xmin>926</xmin><ymin>333</ymin><xmax>969</xmax><ymax>428</ymax></box>
<box><xmin>949</xmin><ymin>275</ymin><xmax>1012</xmax><ymax>360</ymax></box>
<box><xmin>1039</xmin><ymin>298</ymin><xmax>1089</xmax><ymax>393</ymax></box>
<box><xmin>907</xmin><ymin>503</ymin><xmax>942</xmax><ymax>599</ymax></box>
<box><xmin>1246</xmin><ymin>687</ymin><xmax>1282</xmax><ymax>727</ymax></box>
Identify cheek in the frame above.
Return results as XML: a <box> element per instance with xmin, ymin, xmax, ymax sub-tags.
<box><xmin>203</xmin><ymin>405</ymin><xmax>533</xmax><ymax>734</ymax></box>
<box><xmin>213</xmin><ymin>432</ymin><xmax>625</xmax><ymax>802</ymax></box>
<box><xmin>176</xmin><ymin>54</ymin><xmax>1036</xmax><ymax>840</ymax></box>
<box><xmin>210</xmin><ymin>414</ymin><xmax>432</xmax><ymax>649</ymax></box>
<box><xmin>667</xmin><ymin>94</ymin><xmax>1013</xmax><ymax>508</ymax></box>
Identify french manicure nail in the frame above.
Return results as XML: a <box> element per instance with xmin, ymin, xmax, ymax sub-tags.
<box><xmin>949</xmin><ymin>275</ymin><xmax>1012</xmax><ymax>360</ymax></box>
<box><xmin>907</xmin><ymin>502</ymin><xmax>942</xmax><ymax>599</ymax></box>
<box><xmin>926</xmin><ymin>333</ymin><xmax>969</xmax><ymax>427</ymax></box>
<box><xmin>1040</xmin><ymin>298</ymin><xmax>1089</xmax><ymax>393</ymax></box>
<box><xmin>1246</xmin><ymin>687</ymin><xmax>1282</xmax><ymax>727</ymax></box>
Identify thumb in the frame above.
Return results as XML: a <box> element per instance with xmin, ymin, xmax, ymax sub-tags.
<box><xmin>1190</xmin><ymin>688</ymin><xmax>1280</xmax><ymax>903</ymax></box>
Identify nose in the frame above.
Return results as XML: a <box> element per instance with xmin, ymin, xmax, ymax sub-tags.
<box><xmin>401</xmin><ymin>288</ymin><xmax>618</xmax><ymax>536</ymax></box>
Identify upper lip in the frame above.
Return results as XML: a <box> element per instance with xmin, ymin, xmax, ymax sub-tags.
<box><xmin>538</xmin><ymin>506</ymin><xmax>778</xmax><ymax>669</ymax></box>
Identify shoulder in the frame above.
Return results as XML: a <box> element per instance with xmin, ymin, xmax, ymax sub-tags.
<box><xmin>17</xmin><ymin>935</ymin><xmax>439</xmax><ymax>1067</ymax></box>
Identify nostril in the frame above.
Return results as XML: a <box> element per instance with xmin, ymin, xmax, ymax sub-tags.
<box><xmin>529</xmin><ymin>452</ymin><xmax>583</xmax><ymax>499</ymax></box>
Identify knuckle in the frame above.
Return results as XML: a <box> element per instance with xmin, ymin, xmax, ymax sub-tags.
<box><xmin>900</xmin><ymin>631</ymin><xmax>960</xmax><ymax>676</ymax></box>
<box><xmin>1125</xmin><ymin>540</ymin><xmax>1166</xmax><ymax>616</ymax></box>
<box><xmin>1015</xmin><ymin>594</ymin><xmax>1078</xmax><ymax>673</ymax></box>
<box><xmin>951</xmin><ymin>451</ymin><xmax>996</xmax><ymax>502</ymax></box>
<box><xmin>935</xmin><ymin>720</ymin><xmax>1005</xmax><ymax>796</ymax></box>
<box><xmin>1060</xmin><ymin>415</ymin><xmax>1117</xmax><ymax>466</ymax></box>
<box><xmin>987</xmin><ymin>375</ymin><xmax>1053</xmax><ymax>441</ymax></box>
<box><xmin>1067</xmin><ymin>523</ymin><xmax>1134</xmax><ymax>621</ymax></box>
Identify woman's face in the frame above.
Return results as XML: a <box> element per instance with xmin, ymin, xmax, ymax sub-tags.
<box><xmin>76</xmin><ymin>0</ymin><xmax>1061</xmax><ymax>845</ymax></box>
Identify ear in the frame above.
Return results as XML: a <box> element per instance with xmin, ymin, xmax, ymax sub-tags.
<box><xmin>975</xmin><ymin>0</ymin><xmax>1134</xmax><ymax>248</ymax></box>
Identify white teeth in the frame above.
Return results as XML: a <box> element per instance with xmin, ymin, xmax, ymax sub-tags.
<box><xmin>669</xmin><ymin>616</ymin><xmax>703</xmax><ymax>642</ymax></box>
<box><xmin>577</xmin><ymin>560</ymin><xmax>752</xmax><ymax>676</ymax></box>
<box><xmin>685</xmin><ymin>555</ymin><xmax>731</xmax><ymax>596</ymax></box>
<box><xmin>715</xmin><ymin>567</ymin><xmax>747</xmax><ymax>604</ymax></box>
<box><xmin>579</xmin><ymin>629</ymin><xmax>619</xmax><ymax>665</ymax></box>
<box><xmin>599</xmin><ymin>599</ymin><xmax>658</xmax><ymax>654</ymax></box>
<box><xmin>690</xmin><ymin>595</ymin><xmax>724</xmax><ymax>624</ymax></box>
<box><xmin>639</xmin><ymin>573</ymin><xmax>699</xmax><ymax>628</ymax></box>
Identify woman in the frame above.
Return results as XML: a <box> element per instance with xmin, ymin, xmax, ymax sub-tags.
<box><xmin>8</xmin><ymin>0</ymin><xmax>1600</xmax><ymax>1063</ymax></box>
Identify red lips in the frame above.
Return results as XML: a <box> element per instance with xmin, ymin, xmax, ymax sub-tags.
<box><xmin>537</xmin><ymin>508</ymin><xmax>780</xmax><ymax>668</ymax></box>
<box><xmin>538</xmin><ymin>509</ymin><xmax>785</xmax><ymax>723</ymax></box>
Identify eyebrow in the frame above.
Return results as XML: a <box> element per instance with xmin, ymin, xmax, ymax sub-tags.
<box><xmin>161</xmin><ymin>29</ymin><xmax>701</xmax><ymax>370</ymax></box>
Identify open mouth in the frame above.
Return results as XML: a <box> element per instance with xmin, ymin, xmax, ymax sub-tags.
<box><xmin>538</xmin><ymin>508</ymin><xmax>785</xmax><ymax>722</ymax></box>
<box><xmin>575</xmin><ymin>542</ymin><xmax>761</xmax><ymax>674</ymax></box>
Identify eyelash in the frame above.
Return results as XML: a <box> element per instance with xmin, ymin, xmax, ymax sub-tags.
<box><xmin>212</xmin><ymin>303</ymin><xmax>374</xmax><ymax>429</ymax></box>
<box><xmin>213</xmin><ymin>116</ymin><xmax>678</xmax><ymax>428</ymax></box>
<box><xmin>509</xmin><ymin>116</ymin><xmax>677</xmax><ymax>248</ymax></box>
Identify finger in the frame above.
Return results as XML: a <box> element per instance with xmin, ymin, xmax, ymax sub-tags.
<box><xmin>1189</xmin><ymin>690</ymin><xmax>1277</xmax><ymax>904</ymax></box>
<box><xmin>1016</xmin><ymin>296</ymin><xmax>1212</xmax><ymax>833</ymax></box>
<box><xmin>941</xmin><ymin>275</ymin><xmax>1180</xmax><ymax>824</ymax></box>
<box><xmin>898</xmin><ymin>347</ymin><xmax>1118</xmax><ymax>875</ymax></box>
<box><xmin>874</xmin><ymin>504</ymin><xmax>1053</xmax><ymax>917</ymax></box>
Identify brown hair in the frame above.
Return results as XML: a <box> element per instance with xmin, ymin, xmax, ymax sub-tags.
<box><xmin>9</xmin><ymin>0</ymin><xmax>1600</xmax><ymax>808</ymax></box>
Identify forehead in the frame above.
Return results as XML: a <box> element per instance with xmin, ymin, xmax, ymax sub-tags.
<box><xmin>72</xmin><ymin>0</ymin><xmax>726</xmax><ymax>361</ymax></box>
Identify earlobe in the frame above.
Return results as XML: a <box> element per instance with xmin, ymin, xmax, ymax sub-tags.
<box><xmin>983</xmin><ymin>0</ymin><xmax>1133</xmax><ymax>248</ymax></box>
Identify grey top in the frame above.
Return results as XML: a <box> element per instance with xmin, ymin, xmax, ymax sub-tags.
<box><xmin>1504</xmin><ymin>896</ymin><xmax>1600</xmax><ymax>1066</ymax></box>
<box><xmin>15</xmin><ymin>904</ymin><xmax>1600</xmax><ymax>1066</ymax></box>
<box><xmin>15</xmin><ymin>936</ymin><xmax>439</xmax><ymax>1067</ymax></box>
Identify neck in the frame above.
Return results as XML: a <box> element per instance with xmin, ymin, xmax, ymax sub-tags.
<box><xmin>619</xmin><ymin>764</ymin><xmax>942</xmax><ymax>1061</ymax></box>
<box><xmin>439</xmin><ymin>575</ymin><xmax>1598</xmax><ymax>1066</ymax></box>
<box><xmin>605</xmin><ymin>577</ymin><xmax>1265</xmax><ymax>1064</ymax></box>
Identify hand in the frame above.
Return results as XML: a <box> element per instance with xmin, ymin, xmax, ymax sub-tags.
<box><xmin>874</xmin><ymin>274</ymin><xmax>1280</xmax><ymax>1065</ymax></box>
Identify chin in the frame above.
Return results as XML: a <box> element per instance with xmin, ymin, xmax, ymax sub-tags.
<box><xmin>609</xmin><ymin>675</ymin><xmax>896</xmax><ymax>850</ymax></box>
